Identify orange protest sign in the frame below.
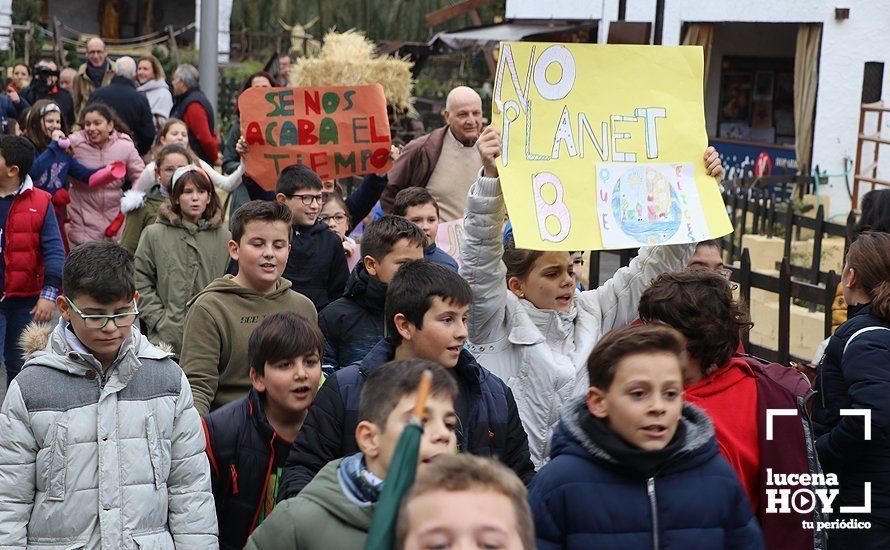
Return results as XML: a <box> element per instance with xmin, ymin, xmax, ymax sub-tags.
<box><xmin>239</xmin><ymin>84</ymin><xmax>392</xmax><ymax>190</ymax></box>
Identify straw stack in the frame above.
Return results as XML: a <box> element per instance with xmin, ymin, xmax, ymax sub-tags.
<box><xmin>289</xmin><ymin>29</ymin><xmax>415</xmax><ymax>114</ymax></box>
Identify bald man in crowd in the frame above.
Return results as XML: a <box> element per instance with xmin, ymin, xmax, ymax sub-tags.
<box><xmin>88</xmin><ymin>56</ymin><xmax>156</xmax><ymax>154</ymax></box>
<box><xmin>59</xmin><ymin>68</ymin><xmax>77</xmax><ymax>92</ymax></box>
<box><xmin>380</xmin><ymin>86</ymin><xmax>483</xmax><ymax>221</ymax></box>
<box><xmin>72</xmin><ymin>37</ymin><xmax>116</xmax><ymax>119</ymax></box>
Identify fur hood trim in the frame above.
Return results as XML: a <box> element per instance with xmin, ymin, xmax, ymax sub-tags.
<box><xmin>120</xmin><ymin>189</ymin><xmax>147</xmax><ymax>214</ymax></box>
<box><xmin>18</xmin><ymin>321</ymin><xmax>173</xmax><ymax>358</ymax></box>
<box><xmin>157</xmin><ymin>200</ymin><xmax>224</xmax><ymax>229</ymax></box>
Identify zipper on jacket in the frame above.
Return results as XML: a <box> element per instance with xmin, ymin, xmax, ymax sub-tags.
<box><xmin>248</xmin><ymin>433</ymin><xmax>278</xmax><ymax>532</ymax></box>
<box><xmin>229</xmin><ymin>464</ymin><xmax>240</xmax><ymax>494</ymax></box>
<box><xmin>647</xmin><ymin>477</ymin><xmax>659</xmax><ymax>550</ymax></box>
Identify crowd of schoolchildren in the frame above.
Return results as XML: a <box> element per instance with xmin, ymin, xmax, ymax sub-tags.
<box><xmin>0</xmin><ymin>51</ymin><xmax>889</xmax><ymax>550</ymax></box>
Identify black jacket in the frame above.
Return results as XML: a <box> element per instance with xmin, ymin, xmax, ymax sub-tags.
<box><xmin>530</xmin><ymin>400</ymin><xmax>763</xmax><ymax>549</ymax></box>
<box><xmin>171</xmin><ymin>87</ymin><xmax>216</xmax><ymax>164</ymax></box>
<box><xmin>284</xmin><ymin>221</ymin><xmax>349</xmax><ymax>310</ymax></box>
<box><xmin>21</xmin><ymin>84</ymin><xmax>74</xmax><ymax>127</ymax></box>
<box><xmin>277</xmin><ymin>338</ymin><xmax>535</xmax><ymax>500</ymax></box>
<box><xmin>318</xmin><ymin>262</ymin><xmax>386</xmax><ymax>371</ymax></box>
<box><xmin>343</xmin><ymin>174</ymin><xmax>387</xmax><ymax>235</ymax></box>
<box><xmin>813</xmin><ymin>303</ymin><xmax>890</xmax><ymax>520</ymax></box>
<box><xmin>88</xmin><ymin>76</ymin><xmax>156</xmax><ymax>155</ymax></box>
<box><xmin>226</xmin><ymin>220</ymin><xmax>348</xmax><ymax>311</ymax></box>
<box><xmin>203</xmin><ymin>389</ymin><xmax>293</xmax><ymax>549</ymax></box>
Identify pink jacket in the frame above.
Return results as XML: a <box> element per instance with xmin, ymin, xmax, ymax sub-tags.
<box><xmin>68</xmin><ymin>130</ymin><xmax>144</xmax><ymax>246</ymax></box>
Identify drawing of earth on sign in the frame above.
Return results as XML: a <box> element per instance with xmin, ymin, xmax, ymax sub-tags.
<box><xmin>596</xmin><ymin>163</ymin><xmax>710</xmax><ymax>249</ymax></box>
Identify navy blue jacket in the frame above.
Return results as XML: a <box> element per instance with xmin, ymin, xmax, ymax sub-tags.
<box><xmin>424</xmin><ymin>242</ymin><xmax>458</xmax><ymax>272</ymax></box>
<box><xmin>282</xmin><ymin>220</ymin><xmax>348</xmax><ymax>311</ymax></box>
<box><xmin>88</xmin><ymin>76</ymin><xmax>156</xmax><ymax>155</ymax></box>
<box><xmin>0</xmin><ymin>94</ymin><xmax>28</xmax><ymax>133</ymax></box>
<box><xmin>278</xmin><ymin>338</ymin><xmax>535</xmax><ymax>500</ymax></box>
<box><xmin>813</xmin><ymin>303</ymin><xmax>890</xmax><ymax>520</ymax></box>
<box><xmin>203</xmin><ymin>388</ymin><xmax>293</xmax><ymax>550</ymax></box>
<box><xmin>318</xmin><ymin>262</ymin><xmax>386</xmax><ymax>371</ymax></box>
<box><xmin>529</xmin><ymin>399</ymin><xmax>763</xmax><ymax>550</ymax></box>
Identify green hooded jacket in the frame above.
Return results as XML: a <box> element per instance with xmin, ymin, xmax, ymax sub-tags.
<box><xmin>121</xmin><ymin>186</ymin><xmax>165</xmax><ymax>254</ymax></box>
<box><xmin>134</xmin><ymin>201</ymin><xmax>231</xmax><ymax>355</ymax></box>
<box><xmin>179</xmin><ymin>275</ymin><xmax>317</xmax><ymax>415</ymax></box>
<box><xmin>245</xmin><ymin>459</ymin><xmax>373</xmax><ymax>550</ymax></box>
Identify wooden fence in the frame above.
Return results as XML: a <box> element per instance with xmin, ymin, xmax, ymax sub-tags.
<box><xmin>587</xmin><ymin>176</ymin><xmax>854</xmax><ymax>367</ymax></box>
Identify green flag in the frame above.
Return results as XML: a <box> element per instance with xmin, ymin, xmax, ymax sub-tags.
<box><xmin>364</xmin><ymin>371</ymin><xmax>432</xmax><ymax>550</ymax></box>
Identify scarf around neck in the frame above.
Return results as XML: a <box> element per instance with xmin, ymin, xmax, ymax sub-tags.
<box><xmin>576</xmin><ymin>402</ymin><xmax>687</xmax><ymax>477</ymax></box>
<box><xmin>337</xmin><ymin>452</ymin><xmax>384</xmax><ymax>507</ymax></box>
<box><xmin>86</xmin><ymin>60</ymin><xmax>108</xmax><ymax>88</ymax></box>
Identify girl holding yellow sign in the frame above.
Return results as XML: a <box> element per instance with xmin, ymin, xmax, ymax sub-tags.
<box><xmin>459</xmin><ymin>125</ymin><xmax>723</xmax><ymax>469</ymax></box>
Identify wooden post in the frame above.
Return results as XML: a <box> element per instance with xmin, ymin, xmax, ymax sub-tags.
<box><xmin>23</xmin><ymin>23</ymin><xmax>32</xmax><ymax>67</ymax></box>
<box><xmin>739</xmin><ymin>249</ymin><xmax>752</xmax><ymax>352</ymax></box>
<box><xmin>782</xmin><ymin>203</ymin><xmax>794</xmax><ymax>261</ymax></box>
<box><xmin>810</xmin><ymin>205</ymin><xmax>825</xmax><ymax>285</ymax></box>
<box><xmin>52</xmin><ymin>18</ymin><xmax>64</xmax><ymax>67</ymax></box>
<box><xmin>738</xmin><ymin>189</ymin><xmax>750</xmax><ymax>255</ymax></box>
<box><xmin>824</xmin><ymin>270</ymin><xmax>839</xmax><ymax>338</ymax></box>
<box><xmin>730</xmin><ymin>191</ymin><xmax>741</xmax><ymax>262</ymax></box>
<box><xmin>588</xmin><ymin>251</ymin><xmax>601</xmax><ymax>289</ymax></box>
<box><xmin>844</xmin><ymin>210</ymin><xmax>857</xmax><ymax>257</ymax></box>
<box><xmin>167</xmin><ymin>25</ymin><xmax>180</xmax><ymax>65</ymax></box>
<box><xmin>778</xmin><ymin>258</ymin><xmax>792</xmax><ymax>366</ymax></box>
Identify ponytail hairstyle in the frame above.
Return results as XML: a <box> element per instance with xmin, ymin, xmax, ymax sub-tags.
<box><xmin>845</xmin><ymin>231</ymin><xmax>890</xmax><ymax>321</ymax></box>
<box><xmin>503</xmin><ymin>232</ymin><xmax>545</xmax><ymax>282</ymax></box>
<box><xmin>80</xmin><ymin>102</ymin><xmax>134</xmax><ymax>140</ymax></box>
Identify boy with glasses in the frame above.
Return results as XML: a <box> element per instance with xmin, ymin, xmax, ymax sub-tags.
<box><xmin>274</xmin><ymin>164</ymin><xmax>348</xmax><ymax>311</ymax></box>
<box><xmin>0</xmin><ymin>242</ymin><xmax>218</xmax><ymax>548</ymax></box>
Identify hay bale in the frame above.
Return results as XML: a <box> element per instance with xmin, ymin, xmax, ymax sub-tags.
<box><xmin>290</xmin><ymin>29</ymin><xmax>415</xmax><ymax>114</ymax></box>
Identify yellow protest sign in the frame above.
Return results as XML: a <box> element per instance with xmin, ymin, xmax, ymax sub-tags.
<box><xmin>493</xmin><ymin>42</ymin><xmax>733</xmax><ymax>250</ymax></box>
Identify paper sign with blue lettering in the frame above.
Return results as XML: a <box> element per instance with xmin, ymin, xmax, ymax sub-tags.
<box><xmin>493</xmin><ymin>42</ymin><xmax>732</xmax><ymax>250</ymax></box>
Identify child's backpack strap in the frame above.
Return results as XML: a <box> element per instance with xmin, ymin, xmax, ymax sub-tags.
<box><xmin>843</xmin><ymin>326</ymin><xmax>890</xmax><ymax>356</ymax></box>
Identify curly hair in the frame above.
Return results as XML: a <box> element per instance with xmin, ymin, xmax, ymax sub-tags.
<box><xmin>638</xmin><ymin>268</ymin><xmax>753</xmax><ymax>373</ymax></box>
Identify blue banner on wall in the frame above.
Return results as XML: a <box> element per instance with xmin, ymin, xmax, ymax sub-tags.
<box><xmin>710</xmin><ymin>138</ymin><xmax>798</xmax><ymax>180</ymax></box>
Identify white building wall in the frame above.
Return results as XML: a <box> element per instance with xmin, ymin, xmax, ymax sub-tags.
<box><xmin>195</xmin><ymin>0</ymin><xmax>232</xmax><ymax>64</ymax></box>
<box><xmin>505</xmin><ymin>0</ymin><xmax>890</xmax><ymax>215</ymax></box>
<box><xmin>0</xmin><ymin>0</ymin><xmax>11</xmax><ymax>50</ymax></box>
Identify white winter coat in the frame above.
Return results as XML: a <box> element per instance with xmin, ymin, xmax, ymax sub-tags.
<box><xmin>137</xmin><ymin>78</ymin><xmax>174</xmax><ymax>129</ymax></box>
<box><xmin>0</xmin><ymin>320</ymin><xmax>219</xmax><ymax>549</ymax></box>
<box><xmin>460</xmin><ymin>175</ymin><xmax>694</xmax><ymax>469</ymax></box>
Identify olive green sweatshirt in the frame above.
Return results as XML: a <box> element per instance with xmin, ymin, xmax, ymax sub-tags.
<box><xmin>180</xmin><ymin>275</ymin><xmax>317</xmax><ymax>415</ymax></box>
<box><xmin>245</xmin><ymin>459</ymin><xmax>373</xmax><ymax>550</ymax></box>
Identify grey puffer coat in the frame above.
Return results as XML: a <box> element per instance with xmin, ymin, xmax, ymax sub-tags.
<box><xmin>0</xmin><ymin>321</ymin><xmax>219</xmax><ymax>549</ymax></box>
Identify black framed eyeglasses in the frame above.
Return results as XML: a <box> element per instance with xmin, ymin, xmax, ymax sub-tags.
<box><xmin>286</xmin><ymin>193</ymin><xmax>324</xmax><ymax>206</ymax></box>
<box><xmin>64</xmin><ymin>297</ymin><xmax>139</xmax><ymax>329</ymax></box>
<box><xmin>319</xmin><ymin>213</ymin><xmax>348</xmax><ymax>224</ymax></box>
